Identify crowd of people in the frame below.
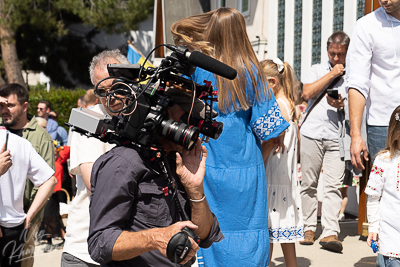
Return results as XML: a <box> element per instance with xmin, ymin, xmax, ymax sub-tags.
<box><xmin>0</xmin><ymin>2</ymin><xmax>399</xmax><ymax>267</ymax></box>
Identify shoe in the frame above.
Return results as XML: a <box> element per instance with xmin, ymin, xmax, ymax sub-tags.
<box><xmin>319</xmin><ymin>235</ymin><xmax>343</xmax><ymax>253</ymax></box>
<box><xmin>299</xmin><ymin>230</ymin><xmax>316</xmax><ymax>245</ymax></box>
<box><xmin>338</xmin><ymin>213</ymin><xmax>345</xmax><ymax>221</ymax></box>
<box><xmin>55</xmin><ymin>240</ymin><xmax>65</xmax><ymax>250</ymax></box>
<box><xmin>43</xmin><ymin>243</ymin><xmax>55</xmax><ymax>253</ymax></box>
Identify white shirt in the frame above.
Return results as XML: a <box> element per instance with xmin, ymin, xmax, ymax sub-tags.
<box><xmin>365</xmin><ymin>151</ymin><xmax>400</xmax><ymax>258</ymax></box>
<box><xmin>346</xmin><ymin>7</ymin><xmax>400</xmax><ymax>126</ymax></box>
<box><xmin>0</xmin><ymin>130</ymin><xmax>54</xmax><ymax>228</ymax></box>
<box><xmin>300</xmin><ymin>61</ymin><xmax>347</xmax><ymax>140</ymax></box>
<box><xmin>63</xmin><ymin>104</ymin><xmax>115</xmax><ymax>264</ymax></box>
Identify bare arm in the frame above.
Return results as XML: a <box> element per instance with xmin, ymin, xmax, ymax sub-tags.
<box><xmin>303</xmin><ymin>64</ymin><xmax>344</xmax><ymax>100</ymax></box>
<box><xmin>176</xmin><ymin>138</ymin><xmax>213</xmax><ymax>240</ymax></box>
<box><xmin>25</xmin><ymin>176</ymin><xmax>57</xmax><ymax>228</ymax></box>
<box><xmin>349</xmin><ymin>88</ymin><xmax>368</xmax><ymax>170</ymax></box>
<box><xmin>262</xmin><ymin>139</ymin><xmax>275</xmax><ymax>162</ymax></box>
<box><xmin>79</xmin><ymin>162</ymin><xmax>94</xmax><ymax>191</ymax></box>
<box><xmin>112</xmin><ymin>221</ymin><xmax>198</xmax><ymax>264</ymax></box>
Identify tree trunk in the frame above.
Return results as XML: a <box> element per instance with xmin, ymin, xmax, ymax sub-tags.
<box><xmin>0</xmin><ymin>25</ymin><xmax>25</xmax><ymax>86</ymax></box>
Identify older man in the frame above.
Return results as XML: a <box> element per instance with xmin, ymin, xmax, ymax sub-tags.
<box><xmin>299</xmin><ymin>31</ymin><xmax>350</xmax><ymax>253</ymax></box>
<box><xmin>62</xmin><ymin>50</ymin><xmax>128</xmax><ymax>267</ymax></box>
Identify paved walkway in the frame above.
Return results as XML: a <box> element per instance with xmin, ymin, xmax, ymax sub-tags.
<box><xmin>270</xmin><ymin>220</ymin><xmax>376</xmax><ymax>267</ymax></box>
<box><xmin>32</xmin><ymin>219</ymin><xmax>376</xmax><ymax>267</ymax></box>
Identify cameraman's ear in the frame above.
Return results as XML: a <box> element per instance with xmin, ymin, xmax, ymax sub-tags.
<box><xmin>168</xmin><ymin>105</ymin><xmax>186</xmax><ymax>122</ymax></box>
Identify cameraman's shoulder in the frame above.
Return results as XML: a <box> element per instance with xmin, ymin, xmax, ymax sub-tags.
<box><xmin>97</xmin><ymin>146</ymin><xmax>141</xmax><ymax>167</ymax></box>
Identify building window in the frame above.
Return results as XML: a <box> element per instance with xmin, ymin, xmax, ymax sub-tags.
<box><xmin>277</xmin><ymin>0</ymin><xmax>285</xmax><ymax>61</ymax></box>
<box><xmin>217</xmin><ymin>0</ymin><xmax>226</xmax><ymax>8</ymax></box>
<box><xmin>357</xmin><ymin>0</ymin><xmax>365</xmax><ymax>19</ymax></box>
<box><xmin>293</xmin><ymin>0</ymin><xmax>302</xmax><ymax>80</ymax></box>
<box><xmin>312</xmin><ymin>0</ymin><xmax>322</xmax><ymax>64</ymax></box>
<box><xmin>333</xmin><ymin>0</ymin><xmax>344</xmax><ymax>31</ymax></box>
<box><xmin>238</xmin><ymin>0</ymin><xmax>249</xmax><ymax>16</ymax></box>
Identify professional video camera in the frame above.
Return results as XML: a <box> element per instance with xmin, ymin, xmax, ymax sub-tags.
<box><xmin>68</xmin><ymin>44</ymin><xmax>237</xmax><ymax>151</ymax></box>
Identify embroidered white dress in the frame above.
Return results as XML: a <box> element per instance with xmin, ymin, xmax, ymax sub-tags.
<box><xmin>365</xmin><ymin>151</ymin><xmax>400</xmax><ymax>258</ymax></box>
<box><xmin>265</xmin><ymin>99</ymin><xmax>304</xmax><ymax>243</ymax></box>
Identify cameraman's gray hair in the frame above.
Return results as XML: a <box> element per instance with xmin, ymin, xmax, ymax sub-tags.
<box><xmin>327</xmin><ymin>31</ymin><xmax>350</xmax><ymax>50</ymax></box>
<box><xmin>89</xmin><ymin>49</ymin><xmax>130</xmax><ymax>85</ymax></box>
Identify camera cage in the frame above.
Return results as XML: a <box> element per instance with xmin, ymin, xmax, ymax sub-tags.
<box><xmin>67</xmin><ymin>44</ymin><xmax>223</xmax><ymax>151</ymax></box>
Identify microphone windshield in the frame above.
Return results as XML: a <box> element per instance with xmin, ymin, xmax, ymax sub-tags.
<box><xmin>188</xmin><ymin>51</ymin><xmax>237</xmax><ymax>80</ymax></box>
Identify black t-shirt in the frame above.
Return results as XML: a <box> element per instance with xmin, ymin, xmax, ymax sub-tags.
<box><xmin>8</xmin><ymin>128</ymin><xmax>23</xmax><ymax>137</ymax></box>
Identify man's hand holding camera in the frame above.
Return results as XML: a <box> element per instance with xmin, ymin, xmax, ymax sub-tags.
<box><xmin>176</xmin><ymin>138</ymin><xmax>207</xmax><ymax>199</ymax></box>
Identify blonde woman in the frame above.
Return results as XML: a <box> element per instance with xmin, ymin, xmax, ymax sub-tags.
<box><xmin>171</xmin><ymin>8</ymin><xmax>289</xmax><ymax>267</ymax></box>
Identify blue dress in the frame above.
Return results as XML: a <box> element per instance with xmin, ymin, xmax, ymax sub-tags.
<box><xmin>192</xmin><ymin>68</ymin><xmax>289</xmax><ymax>267</ymax></box>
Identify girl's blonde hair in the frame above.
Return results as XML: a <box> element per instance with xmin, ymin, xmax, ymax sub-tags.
<box><xmin>171</xmin><ymin>7</ymin><xmax>268</xmax><ymax>113</ymax></box>
<box><xmin>260</xmin><ymin>59</ymin><xmax>297</xmax><ymax>122</ymax></box>
<box><xmin>378</xmin><ymin>105</ymin><xmax>400</xmax><ymax>158</ymax></box>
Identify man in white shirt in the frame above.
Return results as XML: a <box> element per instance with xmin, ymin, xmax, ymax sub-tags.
<box><xmin>299</xmin><ymin>31</ymin><xmax>350</xmax><ymax>253</ymax></box>
<box><xmin>0</xmin><ymin>128</ymin><xmax>56</xmax><ymax>267</ymax></box>
<box><xmin>347</xmin><ymin>2</ymin><xmax>400</xmax><ymax>266</ymax></box>
<box><xmin>347</xmin><ymin>0</ymin><xmax>400</xmax><ymax>170</ymax></box>
<box><xmin>62</xmin><ymin>50</ymin><xmax>129</xmax><ymax>267</ymax></box>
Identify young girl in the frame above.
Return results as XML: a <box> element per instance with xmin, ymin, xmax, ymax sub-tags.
<box><xmin>261</xmin><ymin>58</ymin><xmax>304</xmax><ymax>267</ymax></box>
<box><xmin>366</xmin><ymin>105</ymin><xmax>400</xmax><ymax>266</ymax></box>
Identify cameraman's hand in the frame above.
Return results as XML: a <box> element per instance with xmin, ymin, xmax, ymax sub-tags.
<box><xmin>156</xmin><ymin>221</ymin><xmax>199</xmax><ymax>265</ymax></box>
<box><xmin>176</xmin><ymin>138</ymin><xmax>207</xmax><ymax>199</ymax></box>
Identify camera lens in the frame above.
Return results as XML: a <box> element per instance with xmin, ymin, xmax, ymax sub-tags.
<box><xmin>160</xmin><ymin>119</ymin><xmax>199</xmax><ymax>150</ymax></box>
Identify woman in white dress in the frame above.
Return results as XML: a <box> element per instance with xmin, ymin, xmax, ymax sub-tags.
<box><xmin>261</xmin><ymin>59</ymin><xmax>304</xmax><ymax>267</ymax></box>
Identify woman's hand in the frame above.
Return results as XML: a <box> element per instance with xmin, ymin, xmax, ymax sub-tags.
<box><xmin>176</xmin><ymin>138</ymin><xmax>207</xmax><ymax>199</ymax></box>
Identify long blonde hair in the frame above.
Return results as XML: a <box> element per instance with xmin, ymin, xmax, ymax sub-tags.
<box><xmin>171</xmin><ymin>7</ymin><xmax>268</xmax><ymax>113</ymax></box>
<box><xmin>260</xmin><ymin>59</ymin><xmax>296</xmax><ymax>122</ymax></box>
<box><xmin>378</xmin><ymin>105</ymin><xmax>400</xmax><ymax>159</ymax></box>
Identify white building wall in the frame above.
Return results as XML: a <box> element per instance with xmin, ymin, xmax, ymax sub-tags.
<box><xmin>321</xmin><ymin>0</ymin><xmax>334</xmax><ymax>65</ymax></box>
<box><xmin>343</xmin><ymin>0</ymin><xmax>358</xmax><ymax>38</ymax></box>
<box><xmin>301</xmin><ymin>1</ymin><xmax>313</xmax><ymax>81</ymax></box>
<box><xmin>284</xmin><ymin>0</ymin><xmax>295</xmax><ymax>66</ymax></box>
<box><xmin>267</xmin><ymin>0</ymin><xmax>279</xmax><ymax>60</ymax></box>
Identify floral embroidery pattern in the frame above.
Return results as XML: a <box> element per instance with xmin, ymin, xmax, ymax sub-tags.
<box><xmin>387</xmin><ymin>251</ymin><xmax>400</xmax><ymax>258</ymax></box>
<box><xmin>269</xmin><ymin>226</ymin><xmax>304</xmax><ymax>241</ymax></box>
<box><xmin>367</xmin><ymin>185</ymin><xmax>376</xmax><ymax>191</ymax></box>
<box><xmin>251</xmin><ymin>102</ymin><xmax>285</xmax><ymax>140</ymax></box>
<box><xmin>371</xmin><ymin>165</ymin><xmax>384</xmax><ymax>177</ymax></box>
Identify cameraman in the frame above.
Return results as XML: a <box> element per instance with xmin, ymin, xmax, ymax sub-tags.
<box><xmin>88</xmin><ymin>134</ymin><xmax>223</xmax><ymax>266</ymax></box>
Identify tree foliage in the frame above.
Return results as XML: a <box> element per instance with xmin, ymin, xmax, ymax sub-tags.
<box><xmin>0</xmin><ymin>0</ymin><xmax>154</xmax><ymax>88</ymax></box>
<box><xmin>27</xmin><ymin>83</ymin><xmax>86</xmax><ymax>131</ymax></box>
